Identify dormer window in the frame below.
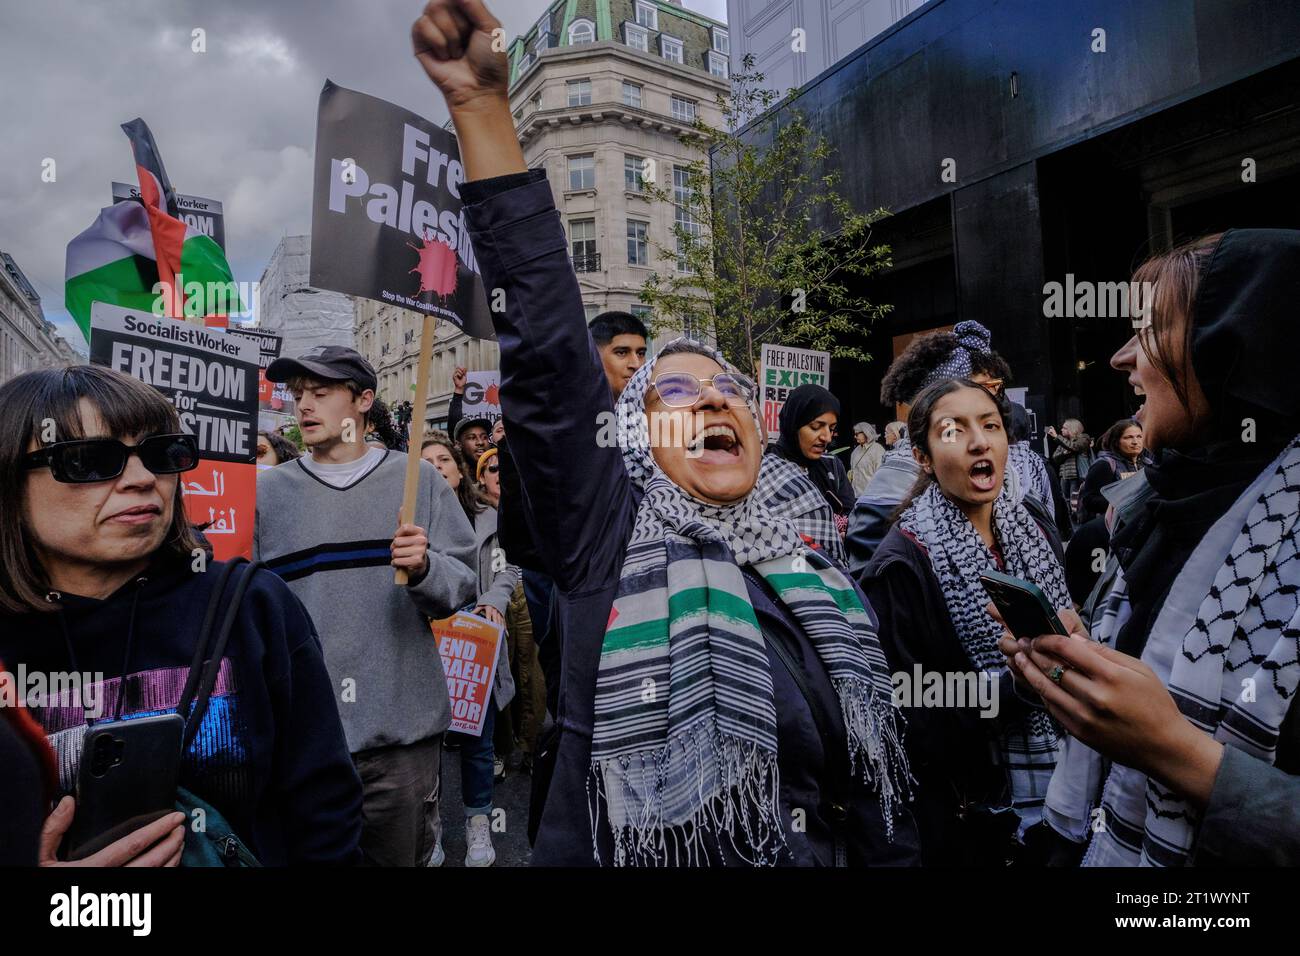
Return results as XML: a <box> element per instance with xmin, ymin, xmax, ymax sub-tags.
<box><xmin>635</xmin><ymin>1</ymin><xmax>658</xmax><ymax>30</ymax></box>
<box><xmin>623</xmin><ymin>21</ymin><xmax>649</xmax><ymax>53</ymax></box>
<box><xmin>568</xmin><ymin>18</ymin><xmax>595</xmax><ymax>45</ymax></box>
<box><xmin>707</xmin><ymin>50</ymin><xmax>729</xmax><ymax>78</ymax></box>
<box><xmin>712</xmin><ymin>28</ymin><xmax>729</xmax><ymax>55</ymax></box>
<box><xmin>660</xmin><ymin>34</ymin><xmax>683</xmax><ymax>64</ymax></box>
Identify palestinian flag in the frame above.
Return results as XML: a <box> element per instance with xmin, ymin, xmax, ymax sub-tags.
<box><xmin>64</xmin><ymin>118</ymin><xmax>239</xmax><ymax>341</ymax></box>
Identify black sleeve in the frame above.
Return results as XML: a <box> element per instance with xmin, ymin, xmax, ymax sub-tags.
<box><xmin>1079</xmin><ymin>460</ymin><xmax>1114</xmax><ymax>519</ymax></box>
<box><xmin>495</xmin><ymin>437</ymin><xmax>545</xmax><ymax>572</ymax></box>
<box><xmin>447</xmin><ymin>392</ymin><xmax>463</xmax><ymax>431</ymax></box>
<box><xmin>0</xmin><ymin>714</ymin><xmax>46</xmax><ymax>866</ymax></box>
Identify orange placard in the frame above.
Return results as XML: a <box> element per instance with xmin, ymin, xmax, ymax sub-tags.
<box><xmin>430</xmin><ymin>611</ymin><xmax>504</xmax><ymax>737</ymax></box>
<box><xmin>181</xmin><ymin>460</ymin><xmax>256</xmax><ymax>560</ymax></box>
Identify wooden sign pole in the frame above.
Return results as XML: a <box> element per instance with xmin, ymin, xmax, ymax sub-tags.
<box><xmin>394</xmin><ymin>312</ymin><xmax>439</xmax><ymax>585</ymax></box>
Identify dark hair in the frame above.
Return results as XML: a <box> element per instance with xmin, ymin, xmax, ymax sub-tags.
<box><xmin>893</xmin><ymin>377</ymin><xmax>1011</xmax><ymax>519</ymax></box>
<box><xmin>971</xmin><ymin>350</ymin><xmax>1012</xmax><ymax>384</ymax></box>
<box><xmin>1099</xmin><ymin>418</ymin><xmax>1142</xmax><ymax>455</ymax></box>
<box><xmin>0</xmin><ymin>366</ymin><xmax>204</xmax><ymax>613</ymax></box>
<box><xmin>880</xmin><ymin>329</ymin><xmax>1012</xmax><ymax>407</ymax></box>
<box><xmin>588</xmin><ymin>311</ymin><xmax>649</xmax><ymax>347</ymax></box>
<box><xmin>1130</xmin><ymin>233</ymin><xmax>1225</xmax><ymax>411</ymax></box>
<box><xmin>257</xmin><ymin>430</ymin><xmax>300</xmax><ymax>464</ymax></box>
<box><xmin>366</xmin><ymin>397</ymin><xmax>404</xmax><ymax>450</ymax></box>
<box><xmin>420</xmin><ymin>431</ymin><xmax>486</xmax><ymax>520</ymax></box>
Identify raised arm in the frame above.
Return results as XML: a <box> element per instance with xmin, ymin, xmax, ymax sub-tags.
<box><xmin>413</xmin><ymin>0</ymin><xmax>632</xmax><ymax>591</ymax></box>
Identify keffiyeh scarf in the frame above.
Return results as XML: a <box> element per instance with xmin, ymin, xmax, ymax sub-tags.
<box><xmin>590</xmin><ymin>339</ymin><xmax>908</xmax><ymax>866</ymax></box>
<box><xmin>898</xmin><ymin>481</ymin><xmax>1070</xmax><ymax>824</ymax></box>
<box><xmin>1046</xmin><ymin>436</ymin><xmax>1300</xmax><ymax>866</ymax></box>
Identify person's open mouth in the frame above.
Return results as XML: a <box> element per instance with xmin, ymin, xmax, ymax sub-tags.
<box><xmin>969</xmin><ymin>458</ymin><xmax>997</xmax><ymax>493</ymax></box>
<box><xmin>688</xmin><ymin>424</ymin><xmax>742</xmax><ymax>464</ymax></box>
<box><xmin>1131</xmin><ymin>379</ymin><xmax>1146</xmax><ymax>422</ymax></box>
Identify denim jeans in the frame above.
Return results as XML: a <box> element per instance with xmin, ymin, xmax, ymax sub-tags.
<box><xmin>449</xmin><ymin>703</ymin><xmax>496</xmax><ymax>818</ymax></box>
<box><xmin>351</xmin><ymin>735</ymin><xmax>442</xmax><ymax>867</ymax></box>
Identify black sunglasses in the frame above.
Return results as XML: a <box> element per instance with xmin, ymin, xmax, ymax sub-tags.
<box><xmin>22</xmin><ymin>434</ymin><xmax>201</xmax><ymax>484</ymax></box>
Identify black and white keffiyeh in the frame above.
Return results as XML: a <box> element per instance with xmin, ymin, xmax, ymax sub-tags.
<box><xmin>898</xmin><ymin>480</ymin><xmax>1070</xmax><ymax>824</ymax></box>
<box><xmin>1046</xmin><ymin>436</ymin><xmax>1300</xmax><ymax>866</ymax></box>
<box><xmin>590</xmin><ymin>338</ymin><xmax>908</xmax><ymax>865</ymax></box>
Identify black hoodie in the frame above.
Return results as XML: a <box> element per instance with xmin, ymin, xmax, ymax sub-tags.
<box><xmin>0</xmin><ymin>557</ymin><xmax>362</xmax><ymax>865</ymax></box>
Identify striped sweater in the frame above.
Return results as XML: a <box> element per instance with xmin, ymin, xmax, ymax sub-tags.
<box><xmin>254</xmin><ymin>449</ymin><xmax>478</xmax><ymax>752</ymax></box>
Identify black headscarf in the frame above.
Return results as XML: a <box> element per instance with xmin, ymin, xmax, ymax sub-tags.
<box><xmin>770</xmin><ymin>384</ymin><xmax>855</xmax><ymax>514</ymax></box>
<box><xmin>1112</xmin><ymin>228</ymin><xmax>1300</xmax><ymax>656</ymax></box>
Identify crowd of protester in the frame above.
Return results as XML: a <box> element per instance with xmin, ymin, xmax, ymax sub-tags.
<box><xmin>2</xmin><ymin>0</ymin><xmax>1298</xmax><ymax>869</ymax></box>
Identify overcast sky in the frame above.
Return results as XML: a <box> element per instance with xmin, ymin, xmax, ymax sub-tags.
<box><xmin>0</xmin><ymin>0</ymin><xmax>729</xmax><ymax>350</ymax></box>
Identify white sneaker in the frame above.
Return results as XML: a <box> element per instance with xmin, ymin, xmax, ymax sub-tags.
<box><xmin>493</xmin><ymin>756</ymin><xmax>506</xmax><ymax>782</ymax></box>
<box><xmin>464</xmin><ymin>814</ymin><xmax>496</xmax><ymax>867</ymax></box>
<box><xmin>426</xmin><ymin>837</ymin><xmax>445</xmax><ymax>867</ymax></box>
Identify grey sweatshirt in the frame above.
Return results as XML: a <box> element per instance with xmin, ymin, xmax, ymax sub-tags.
<box><xmin>254</xmin><ymin>449</ymin><xmax>478</xmax><ymax>753</ymax></box>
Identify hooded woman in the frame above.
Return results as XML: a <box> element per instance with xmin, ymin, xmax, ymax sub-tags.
<box><xmin>1005</xmin><ymin>230</ymin><xmax>1300</xmax><ymax>866</ymax></box>
<box><xmin>768</xmin><ymin>385</ymin><xmax>857</xmax><ymax>524</ymax></box>
<box><xmin>411</xmin><ymin>2</ymin><xmax>916</xmax><ymax>866</ymax></box>
<box><xmin>861</xmin><ymin>377</ymin><xmax>1070</xmax><ymax>865</ymax></box>
<box><xmin>850</xmin><ymin>422</ymin><xmax>884</xmax><ymax>497</ymax></box>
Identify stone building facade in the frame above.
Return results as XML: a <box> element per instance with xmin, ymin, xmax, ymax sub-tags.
<box><xmin>1</xmin><ymin>251</ymin><xmax>82</xmax><ymax>386</ymax></box>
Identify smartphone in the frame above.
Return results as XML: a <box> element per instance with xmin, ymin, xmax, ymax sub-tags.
<box><xmin>979</xmin><ymin>570</ymin><xmax>1070</xmax><ymax>640</ymax></box>
<box><xmin>65</xmin><ymin>713</ymin><xmax>184</xmax><ymax>861</ymax></box>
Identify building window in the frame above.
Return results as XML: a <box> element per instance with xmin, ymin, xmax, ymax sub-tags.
<box><xmin>660</xmin><ymin>35</ymin><xmax>683</xmax><ymax>64</ymax></box>
<box><xmin>568</xmin><ymin>154</ymin><xmax>595</xmax><ymax>191</ymax></box>
<box><xmin>532</xmin><ymin>92</ymin><xmax>542</xmax><ymax>112</ymax></box>
<box><xmin>674</xmin><ymin>167</ymin><xmax>700</xmax><ymax>273</ymax></box>
<box><xmin>534</xmin><ymin>31</ymin><xmax>552</xmax><ymax>56</ymax></box>
<box><xmin>681</xmin><ymin>314</ymin><xmax>701</xmax><ymax>339</ymax></box>
<box><xmin>635</xmin><ymin>1</ymin><xmax>658</xmax><ymax>30</ymax></box>
<box><xmin>518</xmin><ymin>52</ymin><xmax>534</xmax><ymax>73</ymax></box>
<box><xmin>670</xmin><ymin>96</ymin><xmax>696</xmax><ymax>123</ymax></box>
<box><xmin>622</xmin><ymin>80</ymin><xmax>642</xmax><ymax>108</ymax></box>
<box><xmin>625</xmin><ymin>154</ymin><xmax>648</xmax><ymax>192</ymax></box>
<box><xmin>627</xmin><ymin>220</ymin><xmax>649</xmax><ymax>266</ymax></box>
<box><xmin>707</xmin><ymin>51</ymin><xmax>729</xmax><ymax>78</ymax></box>
<box><xmin>623</xmin><ymin>22</ymin><xmax>649</xmax><ymax>52</ymax></box>
<box><xmin>630</xmin><ymin>304</ymin><xmax>653</xmax><ymax>322</ymax></box>
<box><xmin>567</xmin><ymin>79</ymin><xmax>592</xmax><ymax>107</ymax></box>
<box><xmin>570</xmin><ymin>219</ymin><xmax>599</xmax><ymax>272</ymax></box>
<box><xmin>568</xmin><ymin>18</ymin><xmax>595</xmax><ymax>45</ymax></box>
<box><xmin>584</xmin><ymin>303</ymin><xmax>601</xmax><ymax>322</ymax></box>
<box><xmin>713</xmin><ymin>29</ymin><xmax>729</xmax><ymax>55</ymax></box>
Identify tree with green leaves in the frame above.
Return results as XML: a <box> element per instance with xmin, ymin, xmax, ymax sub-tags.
<box><xmin>638</xmin><ymin>55</ymin><xmax>894</xmax><ymax>377</ymax></box>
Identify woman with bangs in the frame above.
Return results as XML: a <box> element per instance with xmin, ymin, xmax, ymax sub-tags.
<box><xmin>0</xmin><ymin>365</ymin><xmax>362</xmax><ymax>866</ymax></box>
<box><xmin>1005</xmin><ymin>230</ymin><xmax>1300</xmax><ymax>866</ymax></box>
<box><xmin>862</xmin><ymin>377</ymin><xmax>1071</xmax><ymax>866</ymax></box>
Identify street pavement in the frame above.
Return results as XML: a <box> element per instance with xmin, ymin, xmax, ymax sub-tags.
<box><xmin>436</xmin><ymin>744</ymin><xmax>534</xmax><ymax>867</ymax></box>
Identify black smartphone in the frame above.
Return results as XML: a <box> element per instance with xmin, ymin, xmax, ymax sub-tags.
<box><xmin>65</xmin><ymin>713</ymin><xmax>184</xmax><ymax>861</ymax></box>
<box><xmin>979</xmin><ymin>570</ymin><xmax>1070</xmax><ymax>640</ymax></box>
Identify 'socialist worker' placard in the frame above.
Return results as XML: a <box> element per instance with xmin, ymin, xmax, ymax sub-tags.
<box><xmin>758</xmin><ymin>343</ymin><xmax>831</xmax><ymax>442</ymax></box>
<box><xmin>90</xmin><ymin>301</ymin><xmax>259</xmax><ymax>560</ymax></box>
<box><xmin>431</xmin><ymin>611</ymin><xmax>505</xmax><ymax>737</ymax></box>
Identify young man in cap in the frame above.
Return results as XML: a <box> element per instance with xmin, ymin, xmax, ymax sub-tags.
<box><xmin>255</xmin><ymin>345</ymin><xmax>477</xmax><ymax>867</ymax></box>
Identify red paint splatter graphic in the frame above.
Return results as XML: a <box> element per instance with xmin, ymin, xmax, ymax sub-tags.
<box><xmin>485</xmin><ymin>382</ymin><xmax>500</xmax><ymax>405</ymax></box>
<box><xmin>408</xmin><ymin>231</ymin><xmax>459</xmax><ymax>299</ymax></box>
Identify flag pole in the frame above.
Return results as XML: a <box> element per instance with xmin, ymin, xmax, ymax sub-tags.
<box><xmin>395</xmin><ymin>312</ymin><xmax>439</xmax><ymax>585</ymax></box>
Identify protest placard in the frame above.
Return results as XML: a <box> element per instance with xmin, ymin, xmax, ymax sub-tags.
<box><xmin>309</xmin><ymin>80</ymin><xmax>494</xmax><ymax>340</ymax></box>
<box><xmin>431</xmin><ymin>611</ymin><xmax>504</xmax><ymax>737</ymax></box>
<box><xmin>90</xmin><ymin>301</ymin><xmax>258</xmax><ymax>560</ymax></box>
<box><xmin>758</xmin><ymin>343</ymin><xmax>831</xmax><ymax>441</ymax></box>
<box><xmin>228</xmin><ymin>327</ymin><xmax>294</xmax><ymax>416</ymax></box>
<box><xmin>463</xmin><ymin>371</ymin><xmax>501</xmax><ymax>425</ymax></box>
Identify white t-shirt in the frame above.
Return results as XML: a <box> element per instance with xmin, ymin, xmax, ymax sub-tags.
<box><xmin>298</xmin><ymin>447</ymin><xmax>387</xmax><ymax>488</ymax></box>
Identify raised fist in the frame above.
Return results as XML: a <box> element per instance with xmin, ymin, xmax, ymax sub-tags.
<box><xmin>412</xmin><ymin>0</ymin><xmax>509</xmax><ymax>114</ymax></box>
<box><xmin>453</xmin><ymin>366</ymin><xmax>467</xmax><ymax>394</ymax></box>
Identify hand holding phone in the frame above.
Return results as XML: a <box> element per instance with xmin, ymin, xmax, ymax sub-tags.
<box><xmin>41</xmin><ymin>797</ymin><xmax>185</xmax><ymax>867</ymax></box>
<box><xmin>980</xmin><ymin>570</ymin><xmax>1069</xmax><ymax>640</ymax></box>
